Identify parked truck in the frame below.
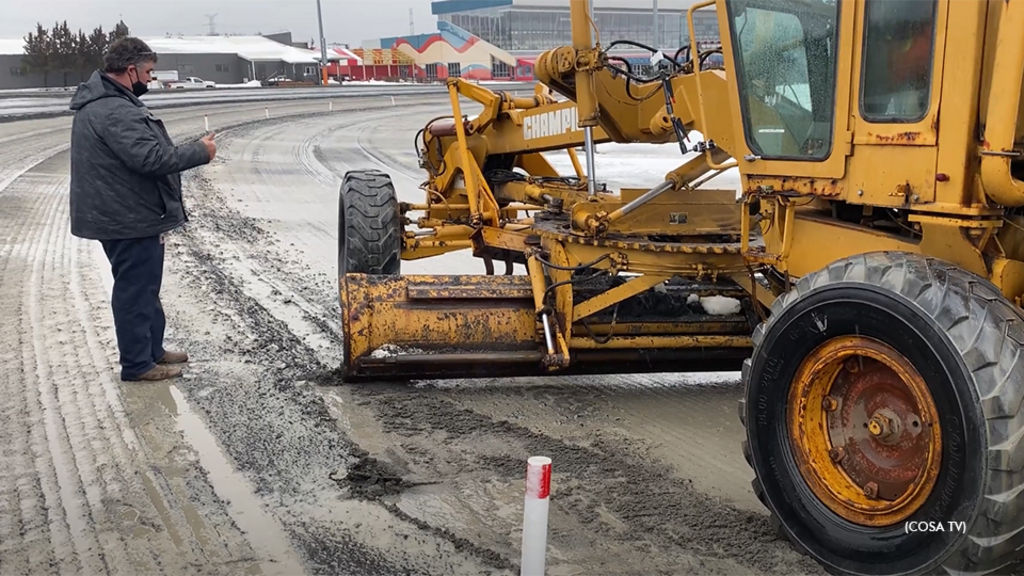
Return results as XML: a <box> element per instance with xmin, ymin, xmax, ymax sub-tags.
<box><xmin>167</xmin><ymin>76</ymin><xmax>216</xmax><ymax>89</ymax></box>
<box><xmin>148</xmin><ymin>70</ymin><xmax>179</xmax><ymax>90</ymax></box>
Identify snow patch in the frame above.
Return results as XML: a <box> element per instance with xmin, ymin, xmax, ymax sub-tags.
<box><xmin>215</xmin><ymin>80</ymin><xmax>264</xmax><ymax>88</ymax></box>
<box><xmin>369</xmin><ymin>344</ymin><xmax>426</xmax><ymax>358</ymax></box>
<box><xmin>700</xmin><ymin>296</ymin><xmax>742</xmax><ymax>316</ymax></box>
<box><xmin>541</xmin><ymin>136</ymin><xmax>744</xmax><ymax>196</ymax></box>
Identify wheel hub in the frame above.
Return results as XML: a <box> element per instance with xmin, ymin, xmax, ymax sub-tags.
<box><xmin>787</xmin><ymin>336</ymin><xmax>941</xmax><ymax>526</ymax></box>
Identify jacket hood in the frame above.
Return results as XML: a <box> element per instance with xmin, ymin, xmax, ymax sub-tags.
<box><xmin>69</xmin><ymin>70</ymin><xmax>141</xmax><ymax>111</ymax></box>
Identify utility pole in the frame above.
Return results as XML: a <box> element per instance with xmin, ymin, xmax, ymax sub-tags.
<box><xmin>316</xmin><ymin>0</ymin><xmax>328</xmax><ymax>85</ymax></box>
<box><xmin>652</xmin><ymin>0</ymin><xmax>658</xmax><ymax>49</ymax></box>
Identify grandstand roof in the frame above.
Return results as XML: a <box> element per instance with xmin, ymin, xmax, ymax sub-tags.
<box><xmin>330</xmin><ymin>46</ymin><xmax>362</xmax><ymax>64</ymax></box>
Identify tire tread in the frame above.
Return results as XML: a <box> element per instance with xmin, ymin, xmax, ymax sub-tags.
<box><xmin>339</xmin><ymin>169</ymin><xmax>401</xmax><ymax>275</ymax></box>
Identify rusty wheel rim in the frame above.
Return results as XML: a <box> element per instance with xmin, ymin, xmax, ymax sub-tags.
<box><xmin>787</xmin><ymin>335</ymin><xmax>941</xmax><ymax>526</ymax></box>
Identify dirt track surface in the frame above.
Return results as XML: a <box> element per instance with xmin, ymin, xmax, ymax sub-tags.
<box><xmin>0</xmin><ymin>95</ymin><xmax>827</xmax><ymax>575</ymax></box>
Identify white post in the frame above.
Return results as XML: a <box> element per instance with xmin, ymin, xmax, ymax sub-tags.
<box><xmin>329</xmin><ymin>101</ymin><xmax>333</xmax><ymax>111</ymax></box>
<box><xmin>204</xmin><ymin>114</ymin><xmax>209</xmax><ymax>131</ymax></box>
<box><xmin>391</xmin><ymin>96</ymin><xmax>396</xmax><ymax>106</ymax></box>
<box><xmin>265</xmin><ymin>107</ymin><xmax>269</xmax><ymax>118</ymax></box>
<box><xmin>520</xmin><ymin>456</ymin><xmax>551</xmax><ymax>576</ymax></box>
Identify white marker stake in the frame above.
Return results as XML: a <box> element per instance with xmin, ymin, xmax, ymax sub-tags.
<box><xmin>520</xmin><ymin>456</ymin><xmax>551</xmax><ymax>576</ymax></box>
<box><xmin>265</xmin><ymin>107</ymin><xmax>269</xmax><ymax>119</ymax></box>
<box><xmin>391</xmin><ymin>96</ymin><xmax>396</xmax><ymax>106</ymax></box>
<box><xmin>329</xmin><ymin>101</ymin><xmax>333</xmax><ymax>111</ymax></box>
<box><xmin>204</xmin><ymin>114</ymin><xmax>209</xmax><ymax>131</ymax></box>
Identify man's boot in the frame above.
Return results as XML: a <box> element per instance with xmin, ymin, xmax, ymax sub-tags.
<box><xmin>158</xmin><ymin>350</ymin><xmax>189</xmax><ymax>364</ymax></box>
<box><xmin>125</xmin><ymin>364</ymin><xmax>182</xmax><ymax>382</ymax></box>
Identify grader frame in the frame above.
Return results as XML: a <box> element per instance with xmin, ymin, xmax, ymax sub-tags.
<box><xmin>336</xmin><ymin>0</ymin><xmax>1024</xmax><ymax>574</ymax></box>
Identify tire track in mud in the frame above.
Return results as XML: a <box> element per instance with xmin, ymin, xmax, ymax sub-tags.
<box><xmin>0</xmin><ymin>155</ymin><xmax>259</xmax><ymax>576</ymax></box>
<box><xmin>195</xmin><ymin>101</ymin><xmax>458</xmax><ymax>365</ymax></box>
<box><xmin>321</xmin><ymin>382</ymin><xmax>828</xmax><ymax>576</ymax></box>
<box><xmin>352</xmin><ymin>122</ymin><xmax>425</xmax><ymax>182</ymax></box>
<box><xmin>115</xmin><ymin>97</ymin><xmax>521</xmax><ymax>575</ymax></box>
<box><xmin>1</xmin><ymin>170</ymin><xmax>81</xmax><ymax>576</ymax></box>
<box><xmin>158</xmin><ymin>167</ymin><xmax>516</xmax><ymax>576</ymax></box>
<box><xmin>0</xmin><ymin>99</ymin><xmax>416</xmax><ymax>576</ymax></box>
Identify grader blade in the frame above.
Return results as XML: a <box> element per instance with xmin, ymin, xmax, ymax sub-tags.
<box><xmin>340</xmin><ymin>274</ymin><xmax>538</xmax><ymax>381</ymax></box>
<box><xmin>339</xmin><ymin>273</ymin><xmax>754</xmax><ymax>382</ymax></box>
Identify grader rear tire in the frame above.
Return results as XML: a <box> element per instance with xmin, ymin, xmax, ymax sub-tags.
<box><xmin>740</xmin><ymin>252</ymin><xmax>1024</xmax><ymax>575</ymax></box>
<box><xmin>338</xmin><ymin>169</ymin><xmax>402</xmax><ymax>276</ymax></box>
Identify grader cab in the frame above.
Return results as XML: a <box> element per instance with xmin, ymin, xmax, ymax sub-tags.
<box><xmin>336</xmin><ymin>0</ymin><xmax>1024</xmax><ymax>574</ymax></box>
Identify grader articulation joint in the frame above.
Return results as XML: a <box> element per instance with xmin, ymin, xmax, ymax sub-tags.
<box><xmin>336</xmin><ymin>0</ymin><xmax>1024</xmax><ymax>574</ymax></box>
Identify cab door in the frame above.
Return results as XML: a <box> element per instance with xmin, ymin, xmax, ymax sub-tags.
<box><xmin>847</xmin><ymin>0</ymin><xmax>946</xmax><ymax>206</ymax></box>
<box><xmin>720</xmin><ymin>0</ymin><xmax>856</xmax><ymax>185</ymax></box>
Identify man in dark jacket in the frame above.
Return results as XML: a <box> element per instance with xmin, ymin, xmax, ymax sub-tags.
<box><xmin>69</xmin><ymin>37</ymin><xmax>216</xmax><ymax>382</ymax></box>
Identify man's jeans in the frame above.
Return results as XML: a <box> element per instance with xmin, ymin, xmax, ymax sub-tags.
<box><xmin>100</xmin><ymin>235</ymin><xmax>166</xmax><ymax>380</ymax></box>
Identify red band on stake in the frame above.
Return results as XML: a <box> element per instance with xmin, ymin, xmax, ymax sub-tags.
<box><xmin>525</xmin><ymin>456</ymin><xmax>552</xmax><ymax>499</ymax></box>
<box><xmin>537</xmin><ymin>462</ymin><xmax>551</xmax><ymax>499</ymax></box>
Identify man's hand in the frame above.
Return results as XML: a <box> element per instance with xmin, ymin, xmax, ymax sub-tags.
<box><xmin>201</xmin><ymin>132</ymin><xmax>217</xmax><ymax>161</ymax></box>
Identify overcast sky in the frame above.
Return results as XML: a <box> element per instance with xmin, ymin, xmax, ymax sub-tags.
<box><xmin>0</xmin><ymin>0</ymin><xmax>437</xmax><ymax>47</ymax></box>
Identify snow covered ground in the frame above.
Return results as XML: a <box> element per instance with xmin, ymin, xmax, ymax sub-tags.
<box><xmin>0</xmin><ymin>80</ymin><xmax>534</xmax><ymax>97</ymax></box>
<box><xmin>542</xmin><ymin>135</ymin><xmax>743</xmax><ymax>195</ymax></box>
<box><xmin>0</xmin><ymin>81</ymin><xmax>537</xmax><ymax>120</ymax></box>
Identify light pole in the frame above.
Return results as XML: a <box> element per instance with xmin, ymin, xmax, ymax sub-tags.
<box><xmin>316</xmin><ymin>0</ymin><xmax>328</xmax><ymax>85</ymax></box>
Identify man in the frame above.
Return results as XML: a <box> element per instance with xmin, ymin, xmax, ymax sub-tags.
<box><xmin>68</xmin><ymin>37</ymin><xmax>217</xmax><ymax>382</ymax></box>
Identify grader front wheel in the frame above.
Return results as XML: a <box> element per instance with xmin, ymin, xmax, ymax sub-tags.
<box><xmin>740</xmin><ymin>252</ymin><xmax>1024</xmax><ymax>575</ymax></box>
<box><xmin>337</xmin><ymin>169</ymin><xmax>403</xmax><ymax>383</ymax></box>
<box><xmin>338</xmin><ymin>169</ymin><xmax>402</xmax><ymax>276</ymax></box>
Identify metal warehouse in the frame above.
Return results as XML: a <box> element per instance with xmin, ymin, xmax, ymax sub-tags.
<box><xmin>0</xmin><ymin>39</ymin><xmax>37</xmax><ymax>90</ymax></box>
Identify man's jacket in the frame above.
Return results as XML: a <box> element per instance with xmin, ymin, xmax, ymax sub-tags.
<box><xmin>68</xmin><ymin>70</ymin><xmax>210</xmax><ymax>240</ymax></box>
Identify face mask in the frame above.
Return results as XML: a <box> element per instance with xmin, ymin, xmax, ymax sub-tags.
<box><xmin>129</xmin><ymin>68</ymin><xmax>149</xmax><ymax>97</ymax></box>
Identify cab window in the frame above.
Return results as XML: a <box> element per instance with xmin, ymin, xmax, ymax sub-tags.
<box><xmin>726</xmin><ymin>0</ymin><xmax>841</xmax><ymax>160</ymax></box>
<box><xmin>859</xmin><ymin>0</ymin><xmax>937</xmax><ymax>122</ymax></box>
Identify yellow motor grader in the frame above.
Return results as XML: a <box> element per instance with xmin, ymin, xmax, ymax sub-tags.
<box><xmin>336</xmin><ymin>0</ymin><xmax>1024</xmax><ymax>574</ymax></box>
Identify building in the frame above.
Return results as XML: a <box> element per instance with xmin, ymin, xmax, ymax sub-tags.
<box><xmin>141</xmin><ymin>32</ymin><xmax>340</xmax><ymax>84</ymax></box>
<box><xmin>363</xmin><ymin>20</ymin><xmax>519</xmax><ymax>81</ymax></box>
<box><xmin>431</xmin><ymin>0</ymin><xmax>720</xmax><ymax>52</ymax></box>
<box><xmin>351</xmin><ymin>0</ymin><xmax>722</xmax><ymax>83</ymax></box>
<box><xmin>324</xmin><ymin>45</ymin><xmax>421</xmax><ymax>82</ymax></box>
<box><xmin>0</xmin><ymin>31</ymin><xmax>339</xmax><ymax>90</ymax></box>
<box><xmin>0</xmin><ymin>38</ymin><xmax>46</xmax><ymax>90</ymax></box>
